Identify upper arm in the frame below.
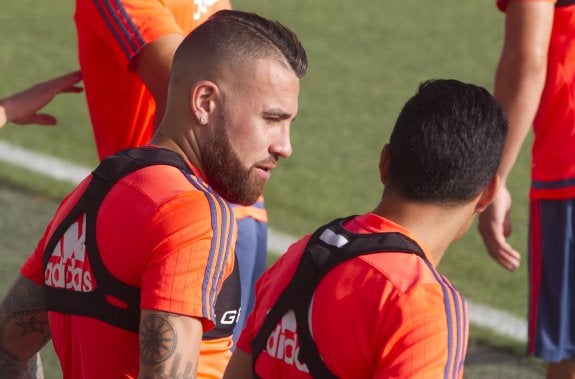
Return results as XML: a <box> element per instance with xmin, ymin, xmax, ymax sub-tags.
<box><xmin>132</xmin><ymin>33</ymin><xmax>184</xmax><ymax>121</ymax></box>
<box><xmin>138</xmin><ymin>309</ymin><xmax>203</xmax><ymax>378</ymax></box>
<box><xmin>493</xmin><ymin>1</ymin><xmax>555</xmax><ymax>178</ymax></box>
<box><xmin>223</xmin><ymin>348</ymin><xmax>253</xmax><ymax>379</ymax></box>
<box><xmin>501</xmin><ymin>2</ymin><xmax>554</xmax><ymax>61</ymax></box>
<box><xmin>0</xmin><ymin>274</ymin><xmax>50</xmax><ymax>377</ymax></box>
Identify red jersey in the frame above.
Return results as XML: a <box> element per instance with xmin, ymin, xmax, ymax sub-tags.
<box><xmin>237</xmin><ymin>213</ymin><xmax>468</xmax><ymax>379</ymax></box>
<box><xmin>498</xmin><ymin>0</ymin><xmax>575</xmax><ymax>199</ymax></box>
<box><xmin>21</xmin><ymin>153</ymin><xmax>235</xmax><ymax>379</ymax></box>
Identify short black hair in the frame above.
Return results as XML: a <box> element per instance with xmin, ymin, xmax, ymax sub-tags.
<box><xmin>387</xmin><ymin>79</ymin><xmax>507</xmax><ymax>205</ymax></box>
<box><xmin>173</xmin><ymin>9</ymin><xmax>307</xmax><ymax>79</ymax></box>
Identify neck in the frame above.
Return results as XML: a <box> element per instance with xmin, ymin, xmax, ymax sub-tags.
<box><xmin>150</xmin><ymin>116</ymin><xmax>204</xmax><ymax>176</ymax></box>
<box><xmin>372</xmin><ymin>191</ymin><xmax>477</xmax><ymax>266</ymax></box>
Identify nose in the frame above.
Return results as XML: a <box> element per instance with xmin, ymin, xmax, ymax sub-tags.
<box><xmin>270</xmin><ymin>123</ymin><xmax>292</xmax><ymax>159</ymax></box>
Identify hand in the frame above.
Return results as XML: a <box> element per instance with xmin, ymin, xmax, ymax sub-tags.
<box><xmin>0</xmin><ymin>71</ymin><xmax>83</xmax><ymax>127</ymax></box>
<box><xmin>478</xmin><ymin>185</ymin><xmax>521</xmax><ymax>271</ymax></box>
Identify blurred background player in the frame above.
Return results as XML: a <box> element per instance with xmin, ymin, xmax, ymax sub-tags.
<box><xmin>478</xmin><ymin>1</ymin><xmax>575</xmax><ymax>377</ymax></box>
<box><xmin>224</xmin><ymin>79</ymin><xmax>507</xmax><ymax>379</ymax></box>
<box><xmin>74</xmin><ymin>0</ymin><xmax>267</xmax><ymax>344</ymax></box>
<box><xmin>0</xmin><ymin>71</ymin><xmax>82</xmax><ymax>128</ymax></box>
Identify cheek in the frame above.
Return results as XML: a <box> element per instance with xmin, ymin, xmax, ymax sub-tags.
<box><xmin>230</xmin><ymin>122</ymin><xmax>269</xmax><ymax>155</ymax></box>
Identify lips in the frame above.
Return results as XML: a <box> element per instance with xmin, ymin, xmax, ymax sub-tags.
<box><xmin>254</xmin><ymin>166</ymin><xmax>272</xmax><ymax>181</ymax></box>
<box><xmin>253</xmin><ymin>158</ymin><xmax>277</xmax><ymax>181</ymax></box>
<box><xmin>255</xmin><ymin>156</ymin><xmax>278</xmax><ymax>173</ymax></box>
<box><xmin>256</xmin><ymin>164</ymin><xmax>275</xmax><ymax>172</ymax></box>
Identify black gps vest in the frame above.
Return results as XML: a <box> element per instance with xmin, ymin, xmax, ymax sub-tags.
<box><xmin>42</xmin><ymin>147</ymin><xmax>240</xmax><ymax>336</ymax></box>
<box><xmin>250</xmin><ymin>216</ymin><xmax>428</xmax><ymax>379</ymax></box>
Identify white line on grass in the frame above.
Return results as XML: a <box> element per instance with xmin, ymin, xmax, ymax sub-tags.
<box><xmin>0</xmin><ymin>139</ymin><xmax>528</xmax><ymax>343</ymax></box>
<box><xmin>0</xmin><ymin>140</ymin><xmax>91</xmax><ymax>183</ymax></box>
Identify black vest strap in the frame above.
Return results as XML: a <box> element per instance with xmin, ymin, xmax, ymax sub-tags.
<box><xmin>42</xmin><ymin>147</ymin><xmax>191</xmax><ymax>333</ymax></box>
<box><xmin>250</xmin><ymin>216</ymin><xmax>427</xmax><ymax>378</ymax></box>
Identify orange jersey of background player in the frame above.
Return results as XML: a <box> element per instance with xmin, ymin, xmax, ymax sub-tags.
<box><xmin>75</xmin><ymin>0</ymin><xmax>231</xmax><ymax>160</ymax></box>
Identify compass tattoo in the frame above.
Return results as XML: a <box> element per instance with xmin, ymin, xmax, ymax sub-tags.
<box><xmin>140</xmin><ymin>314</ymin><xmax>177</xmax><ymax>365</ymax></box>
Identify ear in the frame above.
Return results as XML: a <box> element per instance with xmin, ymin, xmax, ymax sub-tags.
<box><xmin>191</xmin><ymin>81</ymin><xmax>218</xmax><ymax>125</ymax></box>
<box><xmin>379</xmin><ymin>144</ymin><xmax>391</xmax><ymax>185</ymax></box>
<box><xmin>475</xmin><ymin>175</ymin><xmax>501</xmax><ymax>213</ymax></box>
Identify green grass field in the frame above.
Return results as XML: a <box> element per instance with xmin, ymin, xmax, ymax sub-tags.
<box><xmin>0</xmin><ymin>1</ymin><xmax>543</xmax><ymax>377</ymax></box>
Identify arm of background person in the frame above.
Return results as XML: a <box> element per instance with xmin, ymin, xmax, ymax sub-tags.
<box><xmin>0</xmin><ymin>71</ymin><xmax>82</xmax><ymax>128</ymax></box>
<box><xmin>138</xmin><ymin>309</ymin><xmax>203</xmax><ymax>379</ymax></box>
<box><xmin>478</xmin><ymin>1</ymin><xmax>554</xmax><ymax>271</ymax></box>
<box><xmin>131</xmin><ymin>34</ymin><xmax>184</xmax><ymax>127</ymax></box>
<box><xmin>223</xmin><ymin>348</ymin><xmax>253</xmax><ymax>379</ymax></box>
<box><xmin>0</xmin><ymin>275</ymin><xmax>51</xmax><ymax>379</ymax></box>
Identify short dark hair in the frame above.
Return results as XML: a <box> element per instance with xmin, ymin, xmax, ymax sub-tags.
<box><xmin>387</xmin><ymin>79</ymin><xmax>507</xmax><ymax>205</ymax></box>
<box><xmin>172</xmin><ymin>9</ymin><xmax>307</xmax><ymax>79</ymax></box>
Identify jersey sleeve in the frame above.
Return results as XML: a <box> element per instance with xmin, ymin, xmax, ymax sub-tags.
<box><xmin>20</xmin><ymin>221</ymin><xmax>53</xmax><ymax>285</ymax></box>
<box><xmin>86</xmin><ymin>0</ymin><xmax>184</xmax><ymax>65</ymax></box>
<box><xmin>20</xmin><ymin>181</ymin><xmax>90</xmax><ymax>286</ymax></box>
<box><xmin>139</xmin><ymin>190</ymin><xmax>236</xmax><ymax>331</ymax></box>
<box><xmin>374</xmin><ymin>282</ymin><xmax>468</xmax><ymax>379</ymax></box>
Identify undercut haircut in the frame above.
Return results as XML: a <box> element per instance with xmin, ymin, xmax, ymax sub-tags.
<box><xmin>387</xmin><ymin>79</ymin><xmax>508</xmax><ymax>206</ymax></box>
<box><xmin>170</xmin><ymin>9</ymin><xmax>307</xmax><ymax>83</ymax></box>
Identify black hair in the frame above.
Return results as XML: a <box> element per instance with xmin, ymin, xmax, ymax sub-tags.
<box><xmin>387</xmin><ymin>79</ymin><xmax>508</xmax><ymax>205</ymax></box>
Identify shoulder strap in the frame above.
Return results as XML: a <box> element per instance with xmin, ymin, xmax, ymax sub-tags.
<box><xmin>250</xmin><ymin>216</ymin><xmax>427</xmax><ymax>378</ymax></box>
<box><xmin>42</xmin><ymin>147</ymin><xmax>191</xmax><ymax>332</ymax></box>
<box><xmin>556</xmin><ymin>0</ymin><xmax>575</xmax><ymax>7</ymax></box>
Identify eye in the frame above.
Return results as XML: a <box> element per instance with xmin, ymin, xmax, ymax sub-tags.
<box><xmin>261</xmin><ymin>110</ymin><xmax>291</xmax><ymax>123</ymax></box>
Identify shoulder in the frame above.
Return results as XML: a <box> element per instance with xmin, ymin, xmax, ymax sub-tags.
<box><xmin>101</xmin><ymin>164</ymin><xmax>235</xmax><ymax>248</ymax></box>
<box><xmin>310</xmin><ymin>253</ymin><xmax>466</xmax><ymax>378</ymax></box>
<box><xmin>111</xmin><ymin>164</ymin><xmax>231</xmax><ymax>213</ymax></box>
<box><xmin>358</xmin><ymin>251</ymin><xmax>441</xmax><ymax>293</ymax></box>
<box><xmin>314</xmin><ymin>251</ymin><xmax>466</xmax><ymax>339</ymax></box>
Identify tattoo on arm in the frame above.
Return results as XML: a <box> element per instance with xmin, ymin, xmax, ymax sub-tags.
<box><xmin>139</xmin><ymin>313</ymin><xmax>198</xmax><ymax>379</ymax></box>
<box><xmin>1</xmin><ymin>279</ymin><xmax>47</xmax><ymax>314</ymax></box>
<box><xmin>140</xmin><ymin>314</ymin><xmax>177</xmax><ymax>365</ymax></box>
<box><xmin>0</xmin><ymin>276</ymin><xmax>49</xmax><ymax>379</ymax></box>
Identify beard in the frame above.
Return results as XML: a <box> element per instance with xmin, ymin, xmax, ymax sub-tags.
<box><xmin>202</xmin><ymin>114</ymin><xmax>269</xmax><ymax>205</ymax></box>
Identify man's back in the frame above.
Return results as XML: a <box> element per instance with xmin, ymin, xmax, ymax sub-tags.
<box><xmin>236</xmin><ymin>213</ymin><xmax>468</xmax><ymax>378</ymax></box>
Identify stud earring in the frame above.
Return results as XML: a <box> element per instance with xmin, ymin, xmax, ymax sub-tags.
<box><xmin>199</xmin><ymin>114</ymin><xmax>208</xmax><ymax>124</ymax></box>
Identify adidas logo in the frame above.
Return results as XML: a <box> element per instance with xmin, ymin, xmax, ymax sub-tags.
<box><xmin>44</xmin><ymin>213</ymin><xmax>94</xmax><ymax>292</ymax></box>
<box><xmin>265</xmin><ymin>310</ymin><xmax>309</xmax><ymax>373</ymax></box>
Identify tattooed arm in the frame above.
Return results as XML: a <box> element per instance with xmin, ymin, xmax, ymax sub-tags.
<box><xmin>0</xmin><ymin>275</ymin><xmax>50</xmax><ymax>379</ymax></box>
<box><xmin>138</xmin><ymin>309</ymin><xmax>203</xmax><ymax>379</ymax></box>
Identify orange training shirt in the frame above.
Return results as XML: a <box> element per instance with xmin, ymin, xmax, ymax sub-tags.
<box><xmin>237</xmin><ymin>213</ymin><xmax>468</xmax><ymax>379</ymax></box>
<box><xmin>21</xmin><ymin>156</ymin><xmax>236</xmax><ymax>379</ymax></box>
